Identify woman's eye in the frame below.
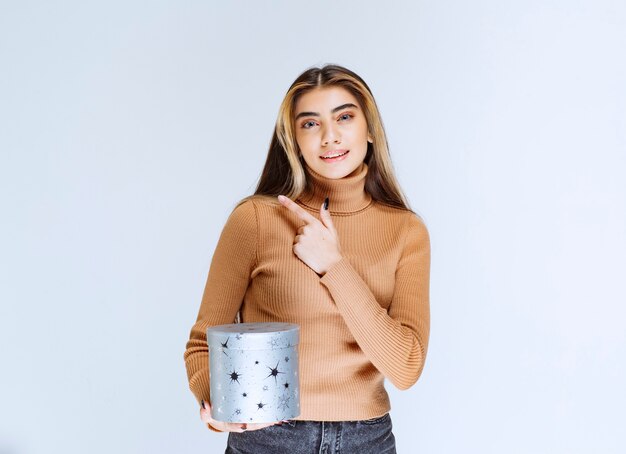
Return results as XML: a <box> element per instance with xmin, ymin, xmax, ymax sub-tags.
<box><xmin>302</xmin><ymin>121</ymin><xmax>316</xmax><ymax>129</ymax></box>
<box><xmin>339</xmin><ymin>113</ymin><xmax>353</xmax><ymax>121</ymax></box>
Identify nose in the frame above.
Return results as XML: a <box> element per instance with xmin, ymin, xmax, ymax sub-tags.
<box><xmin>321</xmin><ymin>123</ymin><xmax>341</xmax><ymax>146</ymax></box>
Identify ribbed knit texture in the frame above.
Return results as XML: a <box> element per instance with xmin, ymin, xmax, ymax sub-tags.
<box><xmin>184</xmin><ymin>162</ymin><xmax>430</xmax><ymax>428</ymax></box>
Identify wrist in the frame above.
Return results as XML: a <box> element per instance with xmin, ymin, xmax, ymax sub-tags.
<box><xmin>320</xmin><ymin>255</ymin><xmax>343</xmax><ymax>277</ymax></box>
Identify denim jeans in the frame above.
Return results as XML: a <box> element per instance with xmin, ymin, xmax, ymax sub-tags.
<box><xmin>225</xmin><ymin>413</ymin><xmax>396</xmax><ymax>454</ymax></box>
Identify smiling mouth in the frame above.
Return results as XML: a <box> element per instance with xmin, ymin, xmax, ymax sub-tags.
<box><xmin>320</xmin><ymin>150</ymin><xmax>349</xmax><ymax>160</ymax></box>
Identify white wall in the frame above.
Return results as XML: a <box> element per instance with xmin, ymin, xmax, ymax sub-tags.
<box><xmin>1</xmin><ymin>1</ymin><xmax>624</xmax><ymax>453</ymax></box>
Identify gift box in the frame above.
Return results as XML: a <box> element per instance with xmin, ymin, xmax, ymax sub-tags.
<box><xmin>207</xmin><ymin>322</ymin><xmax>300</xmax><ymax>423</ymax></box>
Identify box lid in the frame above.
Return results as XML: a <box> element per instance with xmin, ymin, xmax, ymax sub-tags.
<box><xmin>207</xmin><ymin>322</ymin><xmax>299</xmax><ymax>351</ymax></box>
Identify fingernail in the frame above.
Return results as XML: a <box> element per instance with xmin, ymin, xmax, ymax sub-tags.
<box><xmin>324</xmin><ymin>197</ymin><xmax>329</xmax><ymax>210</ymax></box>
<box><xmin>201</xmin><ymin>400</ymin><xmax>206</xmax><ymax>409</ymax></box>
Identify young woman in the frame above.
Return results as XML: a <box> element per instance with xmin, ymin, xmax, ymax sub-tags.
<box><xmin>184</xmin><ymin>64</ymin><xmax>431</xmax><ymax>453</ymax></box>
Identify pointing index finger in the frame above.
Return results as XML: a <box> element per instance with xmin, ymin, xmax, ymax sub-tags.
<box><xmin>278</xmin><ymin>195</ymin><xmax>319</xmax><ymax>224</ymax></box>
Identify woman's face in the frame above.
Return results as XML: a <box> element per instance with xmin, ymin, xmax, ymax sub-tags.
<box><xmin>294</xmin><ymin>86</ymin><xmax>372</xmax><ymax>180</ymax></box>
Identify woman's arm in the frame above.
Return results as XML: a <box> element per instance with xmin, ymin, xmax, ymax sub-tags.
<box><xmin>319</xmin><ymin>213</ymin><xmax>431</xmax><ymax>390</ymax></box>
<box><xmin>183</xmin><ymin>200</ymin><xmax>258</xmax><ymax>422</ymax></box>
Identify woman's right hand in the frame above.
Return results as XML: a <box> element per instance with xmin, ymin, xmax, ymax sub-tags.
<box><xmin>200</xmin><ymin>400</ymin><xmax>287</xmax><ymax>432</ymax></box>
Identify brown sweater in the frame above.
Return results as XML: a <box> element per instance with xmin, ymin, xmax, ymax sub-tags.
<box><xmin>184</xmin><ymin>163</ymin><xmax>431</xmax><ymax>427</ymax></box>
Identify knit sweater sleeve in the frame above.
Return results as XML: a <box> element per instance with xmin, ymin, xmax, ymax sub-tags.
<box><xmin>319</xmin><ymin>212</ymin><xmax>431</xmax><ymax>390</ymax></box>
<box><xmin>183</xmin><ymin>200</ymin><xmax>257</xmax><ymax>422</ymax></box>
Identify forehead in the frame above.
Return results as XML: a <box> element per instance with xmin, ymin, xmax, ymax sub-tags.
<box><xmin>294</xmin><ymin>86</ymin><xmax>360</xmax><ymax>112</ymax></box>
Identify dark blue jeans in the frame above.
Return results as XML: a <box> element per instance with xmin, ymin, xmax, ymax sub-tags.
<box><xmin>225</xmin><ymin>413</ymin><xmax>396</xmax><ymax>454</ymax></box>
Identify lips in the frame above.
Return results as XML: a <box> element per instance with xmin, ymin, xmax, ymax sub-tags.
<box><xmin>320</xmin><ymin>149</ymin><xmax>349</xmax><ymax>159</ymax></box>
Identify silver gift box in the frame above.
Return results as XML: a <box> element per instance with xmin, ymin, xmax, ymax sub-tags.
<box><xmin>207</xmin><ymin>322</ymin><xmax>300</xmax><ymax>423</ymax></box>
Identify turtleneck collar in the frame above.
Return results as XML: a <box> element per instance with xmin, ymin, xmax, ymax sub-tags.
<box><xmin>296</xmin><ymin>162</ymin><xmax>373</xmax><ymax>214</ymax></box>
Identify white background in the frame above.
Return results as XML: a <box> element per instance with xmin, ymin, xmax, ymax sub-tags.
<box><xmin>1</xmin><ymin>1</ymin><xmax>624</xmax><ymax>453</ymax></box>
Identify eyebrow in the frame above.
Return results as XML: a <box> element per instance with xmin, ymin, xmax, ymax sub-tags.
<box><xmin>294</xmin><ymin>103</ymin><xmax>359</xmax><ymax>120</ymax></box>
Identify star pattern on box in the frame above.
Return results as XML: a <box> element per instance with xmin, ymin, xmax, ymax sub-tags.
<box><xmin>267</xmin><ymin>337</ymin><xmax>280</xmax><ymax>349</ymax></box>
<box><xmin>228</xmin><ymin>369</ymin><xmax>242</xmax><ymax>385</ymax></box>
<box><xmin>208</xmin><ymin>323</ymin><xmax>299</xmax><ymax>423</ymax></box>
<box><xmin>265</xmin><ymin>361</ymin><xmax>286</xmax><ymax>384</ymax></box>
<box><xmin>277</xmin><ymin>394</ymin><xmax>290</xmax><ymax>411</ymax></box>
<box><xmin>219</xmin><ymin>337</ymin><xmax>230</xmax><ymax>357</ymax></box>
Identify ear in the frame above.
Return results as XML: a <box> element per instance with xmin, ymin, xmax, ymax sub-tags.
<box><xmin>367</xmin><ymin>134</ymin><xmax>373</xmax><ymax>143</ymax></box>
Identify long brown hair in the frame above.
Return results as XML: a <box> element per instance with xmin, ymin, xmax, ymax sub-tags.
<box><xmin>237</xmin><ymin>64</ymin><xmax>415</xmax><ymax>214</ymax></box>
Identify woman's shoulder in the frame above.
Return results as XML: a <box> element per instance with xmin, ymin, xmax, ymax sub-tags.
<box><xmin>371</xmin><ymin>203</ymin><xmax>430</xmax><ymax>252</ymax></box>
<box><xmin>399</xmin><ymin>209</ymin><xmax>430</xmax><ymax>249</ymax></box>
<box><xmin>231</xmin><ymin>194</ymin><xmax>280</xmax><ymax>213</ymax></box>
<box><xmin>223</xmin><ymin>197</ymin><xmax>261</xmax><ymax>229</ymax></box>
<box><xmin>227</xmin><ymin>195</ymin><xmax>283</xmax><ymax>225</ymax></box>
<box><xmin>372</xmin><ymin>201</ymin><xmax>429</xmax><ymax>230</ymax></box>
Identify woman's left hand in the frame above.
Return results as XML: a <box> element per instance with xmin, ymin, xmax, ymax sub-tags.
<box><xmin>278</xmin><ymin>195</ymin><xmax>343</xmax><ymax>276</ymax></box>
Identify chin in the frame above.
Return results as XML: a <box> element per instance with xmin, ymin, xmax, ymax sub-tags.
<box><xmin>307</xmin><ymin>155</ymin><xmax>364</xmax><ymax>179</ymax></box>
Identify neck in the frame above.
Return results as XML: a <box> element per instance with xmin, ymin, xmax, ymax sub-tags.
<box><xmin>297</xmin><ymin>163</ymin><xmax>372</xmax><ymax>214</ymax></box>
